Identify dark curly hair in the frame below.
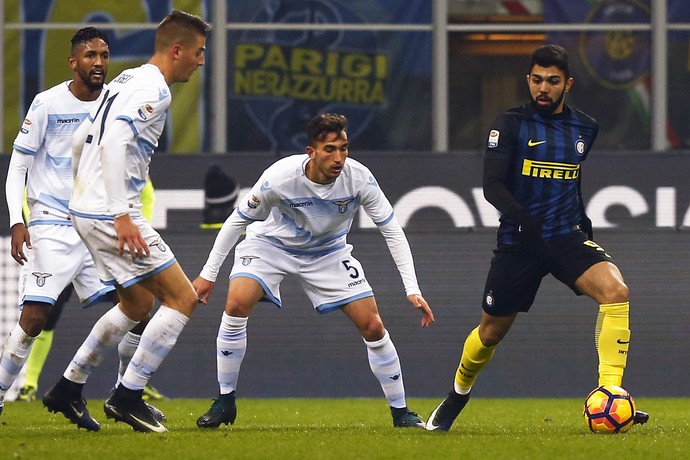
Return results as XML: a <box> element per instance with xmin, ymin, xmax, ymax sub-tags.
<box><xmin>71</xmin><ymin>27</ymin><xmax>109</xmax><ymax>54</ymax></box>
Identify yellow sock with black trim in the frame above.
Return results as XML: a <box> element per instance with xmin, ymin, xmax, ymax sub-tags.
<box><xmin>453</xmin><ymin>326</ymin><xmax>496</xmax><ymax>393</ymax></box>
<box><xmin>595</xmin><ymin>302</ymin><xmax>630</xmax><ymax>387</ymax></box>
<box><xmin>24</xmin><ymin>329</ymin><xmax>54</xmax><ymax>389</ymax></box>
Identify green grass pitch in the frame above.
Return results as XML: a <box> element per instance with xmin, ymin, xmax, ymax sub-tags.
<box><xmin>1</xmin><ymin>398</ymin><xmax>689</xmax><ymax>459</ymax></box>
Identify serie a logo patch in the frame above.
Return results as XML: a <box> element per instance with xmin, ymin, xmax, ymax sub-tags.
<box><xmin>488</xmin><ymin>129</ymin><xmax>500</xmax><ymax>148</ymax></box>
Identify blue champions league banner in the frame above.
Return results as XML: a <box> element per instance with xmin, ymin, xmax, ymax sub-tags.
<box><xmin>225</xmin><ymin>0</ymin><xmax>432</xmax><ymax>153</ymax></box>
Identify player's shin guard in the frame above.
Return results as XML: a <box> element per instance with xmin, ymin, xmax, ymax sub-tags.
<box><xmin>64</xmin><ymin>304</ymin><xmax>139</xmax><ymax>384</ymax></box>
<box><xmin>0</xmin><ymin>324</ymin><xmax>36</xmax><ymax>398</ymax></box>
<box><xmin>454</xmin><ymin>326</ymin><xmax>496</xmax><ymax>394</ymax></box>
<box><xmin>595</xmin><ymin>302</ymin><xmax>630</xmax><ymax>387</ymax></box>
<box><xmin>217</xmin><ymin>313</ymin><xmax>247</xmax><ymax>394</ymax></box>
<box><xmin>364</xmin><ymin>330</ymin><xmax>406</xmax><ymax>409</ymax></box>
<box><xmin>24</xmin><ymin>329</ymin><xmax>54</xmax><ymax>389</ymax></box>
<box><xmin>116</xmin><ymin>332</ymin><xmax>141</xmax><ymax>386</ymax></box>
<box><xmin>120</xmin><ymin>306</ymin><xmax>189</xmax><ymax>391</ymax></box>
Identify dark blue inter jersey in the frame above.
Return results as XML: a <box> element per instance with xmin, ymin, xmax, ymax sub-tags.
<box><xmin>485</xmin><ymin>103</ymin><xmax>599</xmax><ymax>245</ymax></box>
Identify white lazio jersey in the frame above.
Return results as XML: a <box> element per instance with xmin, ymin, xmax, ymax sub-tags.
<box><xmin>239</xmin><ymin>154</ymin><xmax>394</xmax><ymax>255</ymax></box>
<box><xmin>70</xmin><ymin>64</ymin><xmax>170</xmax><ymax>219</ymax></box>
<box><xmin>12</xmin><ymin>81</ymin><xmax>105</xmax><ymax>225</ymax></box>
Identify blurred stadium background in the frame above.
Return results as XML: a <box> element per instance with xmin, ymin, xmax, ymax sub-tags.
<box><xmin>0</xmin><ymin>0</ymin><xmax>689</xmax><ymax>400</ymax></box>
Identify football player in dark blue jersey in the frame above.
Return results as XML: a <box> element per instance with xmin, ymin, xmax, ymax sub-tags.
<box><xmin>426</xmin><ymin>44</ymin><xmax>648</xmax><ymax>432</ymax></box>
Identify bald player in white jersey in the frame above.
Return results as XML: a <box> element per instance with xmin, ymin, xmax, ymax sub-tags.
<box><xmin>194</xmin><ymin>113</ymin><xmax>435</xmax><ymax>430</ymax></box>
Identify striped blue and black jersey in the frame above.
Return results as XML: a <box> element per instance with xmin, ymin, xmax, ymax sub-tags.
<box><xmin>485</xmin><ymin>103</ymin><xmax>599</xmax><ymax>245</ymax></box>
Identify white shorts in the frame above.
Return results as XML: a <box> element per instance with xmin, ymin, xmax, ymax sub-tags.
<box><xmin>19</xmin><ymin>223</ymin><xmax>114</xmax><ymax>307</ymax></box>
<box><xmin>72</xmin><ymin>215</ymin><xmax>176</xmax><ymax>288</ymax></box>
<box><xmin>230</xmin><ymin>238</ymin><xmax>374</xmax><ymax>313</ymax></box>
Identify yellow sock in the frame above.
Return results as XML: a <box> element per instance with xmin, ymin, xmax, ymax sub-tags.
<box><xmin>595</xmin><ymin>302</ymin><xmax>630</xmax><ymax>387</ymax></box>
<box><xmin>24</xmin><ymin>329</ymin><xmax>54</xmax><ymax>389</ymax></box>
<box><xmin>454</xmin><ymin>326</ymin><xmax>496</xmax><ymax>392</ymax></box>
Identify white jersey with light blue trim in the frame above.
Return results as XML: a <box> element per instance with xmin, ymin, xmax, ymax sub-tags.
<box><xmin>12</xmin><ymin>81</ymin><xmax>105</xmax><ymax>225</ymax></box>
<box><xmin>70</xmin><ymin>63</ymin><xmax>170</xmax><ymax>218</ymax></box>
<box><xmin>239</xmin><ymin>154</ymin><xmax>394</xmax><ymax>255</ymax></box>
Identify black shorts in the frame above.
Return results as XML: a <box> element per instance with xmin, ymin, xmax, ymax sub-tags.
<box><xmin>481</xmin><ymin>231</ymin><xmax>614</xmax><ymax>316</ymax></box>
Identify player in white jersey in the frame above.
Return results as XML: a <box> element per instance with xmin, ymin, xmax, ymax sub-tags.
<box><xmin>1</xmin><ymin>26</ymin><xmax>166</xmax><ymax>429</ymax></box>
<box><xmin>0</xmin><ymin>28</ymin><xmax>114</xmax><ymax>427</ymax></box>
<box><xmin>42</xmin><ymin>10</ymin><xmax>211</xmax><ymax>434</ymax></box>
<box><xmin>194</xmin><ymin>113</ymin><xmax>435</xmax><ymax>430</ymax></box>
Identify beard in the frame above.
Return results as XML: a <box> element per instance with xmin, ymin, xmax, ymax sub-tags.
<box><xmin>531</xmin><ymin>89</ymin><xmax>566</xmax><ymax>115</ymax></box>
<box><xmin>77</xmin><ymin>70</ymin><xmax>105</xmax><ymax>92</ymax></box>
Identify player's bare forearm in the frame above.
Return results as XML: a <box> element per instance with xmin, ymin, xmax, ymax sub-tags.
<box><xmin>408</xmin><ymin>294</ymin><xmax>434</xmax><ymax>328</ymax></box>
<box><xmin>114</xmin><ymin>214</ymin><xmax>149</xmax><ymax>260</ymax></box>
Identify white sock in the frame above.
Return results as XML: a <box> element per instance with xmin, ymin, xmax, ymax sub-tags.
<box><xmin>364</xmin><ymin>330</ymin><xmax>406</xmax><ymax>409</ymax></box>
<box><xmin>121</xmin><ymin>305</ymin><xmax>189</xmax><ymax>391</ymax></box>
<box><xmin>0</xmin><ymin>323</ymin><xmax>35</xmax><ymax>399</ymax></box>
<box><xmin>116</xmin><ymin>332</ymin><xmax>141</xmax><ymax>387</ymax></box>
<box><xmin>64</xmin><ymin>304</ymin><xmax>138</xmax><ymax>384</ymax></box>
<box><xmin>217</xmin><ymin>313</ymin><xmax>247</xmax><ymax>394</ymax></box>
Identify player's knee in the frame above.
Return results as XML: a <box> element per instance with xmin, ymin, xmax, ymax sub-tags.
<box><xmin>479</xmin><ymin>331</ymin><xmax>501</xmax><ymax>347</ymax></box>
<box><xmin>359</xmin><ymin>318</ymin><xmax>385</xmax><ymax>342</ymax></box>
<box><xmin>19</xmin><ymin>303</ymin><xmax>51</xmax><ymax>336</ymax></box>
<box><xmin>603</xmin><ymin>281</ymin><xmax>629</xmax><ymax>304</ymax></box>
<box><xmin>225</xmin><ymin>297</ymin><xmax>253</xmax><ymax>317</ymax></box>
<box><xmin>478</xmin><ymin>323</ymin><xmax>508</xmax><ymax>347</ymax></box>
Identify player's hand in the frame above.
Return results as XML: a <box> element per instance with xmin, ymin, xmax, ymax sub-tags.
<box><xmin>515</xmin><ymin>209</ymin><xmax>544</xmax><ymax>251</ymax></box>
<box><xmin>193</xmin><ymin>276</ymin><xmax>216</xmax><ymax>304</ymax></box>
<box><xmin>580</xmin><ymin>215</ymin><xmax>594</xmax><ymax>240</ymax></box>
<box><xmin>408</xmin><ymin>294</ymin><xmax>434</xmax><ymax>328</ymax></box>
<box><xmin>114</xmin><ymin>214</ymin><xmax>149</xmax><ymax>260</ymax></box>
<box><xmin>10</xmin><ymin>223</ymin><xmax>31</xmax><ymax>265</ymax></box>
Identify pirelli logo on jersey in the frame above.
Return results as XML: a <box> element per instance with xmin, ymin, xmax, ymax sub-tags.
<box><xmin>521</xmin><ymin>159</ymin><xmax>580</xmax><ymax>180</ymax></box>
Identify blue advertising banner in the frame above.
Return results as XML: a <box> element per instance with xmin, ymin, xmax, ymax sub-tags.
<box><xmin>225</xmin><ymin>0</ymin><xmax>432</xmax><ymax>153</ymax></box>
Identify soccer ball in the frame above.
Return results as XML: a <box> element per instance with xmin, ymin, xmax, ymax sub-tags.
<box><xmin>583</xmin><ymin>385</ymin><xmax>636</xmax><ymax>434</ymax></box>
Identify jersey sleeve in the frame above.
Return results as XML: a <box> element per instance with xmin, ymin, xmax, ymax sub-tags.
<box><xmin>112</xmin><ymin>86</ymin><xmax>170</xmax><ymax>137</ymax></box>
<box><xmin>359</xmin><ymin>169</ymin><xmax>395</xmax><ymax>226</ymax></box>
<box><xmin>98</xmin><ymin>119</ymin><xmax>137</xmax><ymax>216</ymax></box>
<box><xmin>5</xmin><ymin>150</ymin><xmax>33</xmax><ymax>227</ymax></box>
<box><xmin>199</xmin><ymin>210</ymin><xmax>251</xmax><ymax>282</ymax></box>
<box><xmin>482</xmin><ymin>112</ymin><xmax>531</xmax><ymax>220</ymax></box>
<box><xmin>234</xmin><ymin>169</ymin><xmax>278</xmax><ymax>222</ymax></box>
<box><xmin>484</xmin><ymin>112</ymin><xmax>520</xmax><ymax>160</ymax></box>
<box><xmin>358</xmin><ymin>169</ymin><xmax>420</xmax><ymax>296</ymax></box>
<box><xmin>97</xmin><ymin>84</ymin><xmax>169</xmax><ymax>217</ymax></box>
<box><xmin>12</xmin><ymin>95</ymin><xmax>48</xmax><ymax>155</ymax></box>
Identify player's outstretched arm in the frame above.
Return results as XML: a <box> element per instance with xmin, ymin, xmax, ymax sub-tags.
<box><xmin>407</xmin><ymin>294</ymin><xmax>434</xmax><ymax>328</ymax></box>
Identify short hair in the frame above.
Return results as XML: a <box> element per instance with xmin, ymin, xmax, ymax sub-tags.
<box><xmin>529</xmin><ymin>44</ymin><xmax>571</xmax><ymax>79</ymax></box>
<box><xmin>305</xmin><ymin>113</ymin><xmax>348</xmax><ymax>145</ymax></box>
<box><xmin>71</xmin><ymin>27</ymin><xmax>109</xmax><ymax>54</ymax></box>
<box><xmin>155</xmin><ymin>9</ymin><xmax>211</xmax><ymax>52</ymax></box>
